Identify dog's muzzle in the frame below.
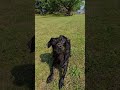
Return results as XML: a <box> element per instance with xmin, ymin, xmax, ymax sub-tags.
<box><xmin>57</xmin><ymin>43</ymin><xmax>65</xmax><ymax>51</ymax></box>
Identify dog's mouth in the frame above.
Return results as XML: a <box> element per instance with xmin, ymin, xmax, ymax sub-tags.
<box><xmin>55</xmin><ymin>44</ymin><xmax>65</xmax><ymax>53</ymax></box>
<box><xmin>54</xmin><ymin>47</ymin><xmax>65</xmax><ymax>54</ymax></box>
<box><xmin>57</xmin><ymin>43</ymin><xmax>65</xmax><ymax>49</ymax></box>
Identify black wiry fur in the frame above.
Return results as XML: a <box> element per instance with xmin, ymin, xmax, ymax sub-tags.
<box><xmin>47</xmin><ymin>35</ymin><xmax>71</xmax><ymax>89</ymax></box>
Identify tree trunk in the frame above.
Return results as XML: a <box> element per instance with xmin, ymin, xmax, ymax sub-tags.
<box><xmin>65</xmin><ymin>8</ymin><xmax>72</xmax><ymax>16</ymax></box>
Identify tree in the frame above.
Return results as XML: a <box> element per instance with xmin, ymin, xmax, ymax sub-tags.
<box><xmin>57</xmin><ymin>0</ymin><xmax>81</xmax><ymax>16</ymax></box>
<box><xmin>47</xmin><ymin>0</ymin><xmax>60</xmax><ymax>14</ymax></box>
<box><xmin>35</xmin><ymin>0</ymin><xmax>83</xmax><ymax>16</ymax></box>
<box><xmin>35</xmin><ymin>0</ymin><xmax>48</xmax><ymax>15</ymax></box>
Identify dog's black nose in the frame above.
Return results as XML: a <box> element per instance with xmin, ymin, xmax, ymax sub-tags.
<box><xmin>57</xmin><ymin>43</ymin><xmax>62</xmax><ymax>47</ymax></box>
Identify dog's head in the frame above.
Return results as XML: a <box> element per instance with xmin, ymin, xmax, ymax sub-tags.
<box><xmin>47</xmin><ymin>38</ymin><xmax>58</xmax><ymax>48</ymax></box>
<box><xmin>47</xmin><ymin>35</ymin><xmax>70</xmax><ymax>54</ymax></box>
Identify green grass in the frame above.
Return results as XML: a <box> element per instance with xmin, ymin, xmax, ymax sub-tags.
<box><xmin>35</xmin><ymin>14</ymin><xmax>85</xmax><ymax>90</ymax></box>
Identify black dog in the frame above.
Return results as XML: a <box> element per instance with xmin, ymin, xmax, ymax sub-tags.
<box><xmin>47</xmin><ymin>35</ymin><xmax>71</xmax><ymax>89</ymax></box>
<box><xmin>27</xmin><ymin>36</ymin><xmax>35</xmax><ymax>53</ymax></box>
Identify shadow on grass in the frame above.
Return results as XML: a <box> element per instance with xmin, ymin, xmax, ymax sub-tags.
<box><xmin>11</xmin><ymin>64</ymin><xmax>35</xmax><ymax>90</ymax></box>
<box><xmin>40</xmin><ymin>53</ymin><xmax>61</xmax><ymax>69</ymax></box>
<box><xmin>40</xmin><ymin>53</ymin><xmax>65</xmax><ymax>84</ymax></box>
<box><xmin>40</xmin><ymin>53</ymin><xmax>53</xmax><ymax>70</ymax></box>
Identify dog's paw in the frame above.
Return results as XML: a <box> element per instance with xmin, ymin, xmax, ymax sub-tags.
<box><xmin>46</xmin><ymin>75</ymin><xmax>53</xmax><ymax>83</ymax></box>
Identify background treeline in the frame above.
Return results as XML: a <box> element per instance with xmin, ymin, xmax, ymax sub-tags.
<box><xmin>35</xmin><ymin>0</ymin><xmax>85</xmax><ymax>16</ymax></box>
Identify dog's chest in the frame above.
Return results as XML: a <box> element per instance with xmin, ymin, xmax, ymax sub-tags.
<box><xmin>54</xmin><ymin>53</ymin><xmax>64</xmax><ymax>64</ymax></box>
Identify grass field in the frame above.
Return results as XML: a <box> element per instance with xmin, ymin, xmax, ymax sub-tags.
<box><xmin>35</xmin><ymin>14</ymin><xmax>85</xmax><ymax>90</ymax></box>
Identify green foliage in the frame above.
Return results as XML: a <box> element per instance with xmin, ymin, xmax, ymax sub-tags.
<box><xmin>35</xmin><ymin>0</ymin><xmax>84</xmax><ymax>15</ymax></box>
<box><xmin>47</xmin><ymin>0</ymin><xmax>60</xmax><ymax>13</ymax></box>
<box><xmin>57</xmin><ymin>0</ymin><xmax>80</xmax><ymax>9</ymax></box>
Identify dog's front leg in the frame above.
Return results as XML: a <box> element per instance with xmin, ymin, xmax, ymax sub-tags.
<box><xmin>46</xmin><ymin>63</ymin><xmax>54</xmax><ymax>83</ymax></box>
<box><xmin>59</xmin><ymin>61</ymin><xmax>68</xmax><ymax>89</ymax></box>
<box><xmin>61</xmin><ymin>54</ymin><xmax>69</xmax><ymax>68</ymax></box>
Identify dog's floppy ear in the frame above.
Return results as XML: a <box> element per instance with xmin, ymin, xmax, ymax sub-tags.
<box><xmin>47</xmin><ymin>38</ymin><xmax>53</xmax><ymax>48</ymax></box>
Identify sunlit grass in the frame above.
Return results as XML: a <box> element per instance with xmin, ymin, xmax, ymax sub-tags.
<box><xmin>35</xmin><ymin>14</ymin><xmax>85</xmax><ymax>90</ymax></box>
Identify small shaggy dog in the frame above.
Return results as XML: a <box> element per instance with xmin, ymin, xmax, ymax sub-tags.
<box><xmin>47</xmin><ymin>35</ymin><xmax>71</xmax><ymax>89</ymax></box>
